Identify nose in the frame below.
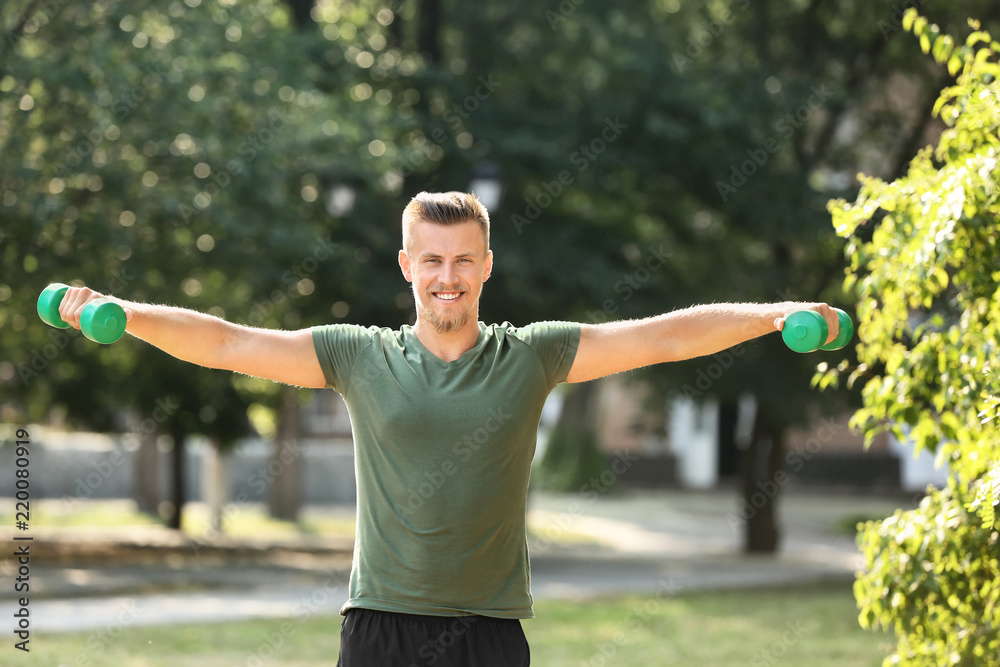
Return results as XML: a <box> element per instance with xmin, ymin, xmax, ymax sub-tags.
<box><xmin>441</xmin><ymin>261</ymin><xmax>458</xmax><ymax>285</ymax></box>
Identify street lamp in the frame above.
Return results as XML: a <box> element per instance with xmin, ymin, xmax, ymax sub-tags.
<box><xmin>326</xmin><ymin>184</ymin><xmax>356</xmax><ymax>217</ymax></box>
<box><xmin>469</xmin><ymin>161</ymin><xmax>503</xmax><ymax>211</ymax></box>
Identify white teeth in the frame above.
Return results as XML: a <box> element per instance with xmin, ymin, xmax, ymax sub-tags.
<box><xmin>436</xmin><ymin>293</ymin><xmax>460</xmax><ymax>300</ymax></box>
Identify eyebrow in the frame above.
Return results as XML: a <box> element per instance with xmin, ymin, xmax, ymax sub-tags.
<box><xmin>419</xmin><ymin>251</ymin><xmax>479</xmax><ymax>260</ymax></box>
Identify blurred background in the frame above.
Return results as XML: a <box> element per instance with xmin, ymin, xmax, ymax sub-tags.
<box><xmin>2</xmin><ymin>0</ymin><xmax>999</xmax><ymax>664</ymax></box>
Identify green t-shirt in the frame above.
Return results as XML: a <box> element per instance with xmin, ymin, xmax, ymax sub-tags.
<box><xmin>311</xmin><ymin>321</ymin><xmax>581</xmax><ymax>619</ymax></box>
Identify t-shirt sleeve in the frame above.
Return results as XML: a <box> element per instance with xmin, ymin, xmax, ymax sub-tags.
<box><xmin>310</xmin><ymin>324</ymin><xmax>377</xmax><ymax>394</ymax></box>
<box><xmin>513</xmin><ymin>321</ymin><xmax>582</xmax><ymax>388</ymax></box>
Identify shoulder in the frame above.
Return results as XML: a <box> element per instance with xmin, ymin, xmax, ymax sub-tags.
<box><xmin>311</xmin><ymin>323</ymin><xmax>401</xmax><ymax>359</ymax></box>
<box><xmin>485</xmin><ymin>321</ymin><xmax>581</xmax><ymax>387</ymax></box>
<box><xmin>483</xmin><ymin>321</ymin><xmax>581</xmax><ymax>358</ymax></box>
<box><xmin>490</xmin><ymin>321</ymin><xmax>581</xmax><ymax>343</ymax></box>
<box><xmin>310</xmin><ymin>324</ymin><xmax>402</xmax><ymax>392</ymax></box>
<box><xmin>312</xmin><ymin>323</ymin><xmax>385</xmax><ymax>343</ymax></box>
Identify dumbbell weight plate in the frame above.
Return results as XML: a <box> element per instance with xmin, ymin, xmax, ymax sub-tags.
<box><xmin>781</xmin><ymin>310</ymin><xmax>828</xmax><ymax>353</ymax></box>
<box><xmin>79</xmin><ymin>299</ymin><xmax>127</xmax><ymax>344</ymax></box>
<box><xmin>37</xmin><ymin>283</ymin><xmax>72</xmax><ymax>329</ymax></box>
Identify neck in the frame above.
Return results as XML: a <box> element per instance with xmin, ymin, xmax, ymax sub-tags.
<box><xmin>413</xmin><ymin>318</ymin><xmax>481</xmax><ymax>362</ymax></box>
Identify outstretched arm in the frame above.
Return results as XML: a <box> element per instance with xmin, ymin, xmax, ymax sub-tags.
<box><xmin>565</xmin><ymin>301</ymin><xmax>838</xmax><ymax>384</ymax></box>
<box><xmin>58</xmin><ymin>287</ymin><xmax>327</xmax><ymax>389</ymax></box>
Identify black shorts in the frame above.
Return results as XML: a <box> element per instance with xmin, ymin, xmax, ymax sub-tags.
<box><xmin>337</xmin><ymin>608</ymin><xmax>530</xmax><ymax>667</ymax></box>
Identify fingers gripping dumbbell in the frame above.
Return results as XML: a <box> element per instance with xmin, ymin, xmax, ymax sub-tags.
<box><xmin>781</xmin><ymin>308</ymin><xmax>854</xmax><ymax>353</ymax></box>
<box><xmin>37</xmin><ymin>283</ymin><xmax>127</xmax><ymax>344</ymax></box>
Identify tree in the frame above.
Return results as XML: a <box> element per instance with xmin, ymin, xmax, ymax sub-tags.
<box><xmin>335</xmin><ymin>0</ymin><xmax>1000</xmax><ymax>550</ymax></box>
<box><xmin>0</xmin><ymin>0</ymin><xmax>389</xmax><ymax>528</ymax></box>
<box><xmin>4</xmin><ymin>0</ymin><xmax>999</xmax><ymax>552</ymax></box>
<box><xmin>827</xmin><ymin>11</ymin><xmax>1000</xmax><ymax>663</ymax></box>
<box><xmin>438</xmin><ymin>0</ymin><xmax>998</xmax><ymax>551</ymax></box>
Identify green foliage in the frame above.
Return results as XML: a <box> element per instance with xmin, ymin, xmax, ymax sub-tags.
<box><xmin>854</xmin><ymin>481</ymin><xmax>1000</xmax><ymax>665</ymax></box>
<box><xmin>828</xmin><ymin>9</ymin><xmax>1000</xmax><ymax>484</ymax></box>
<box><xmin>3</xmin><ymin>0</ymin><xmax>1000</xmax><ymax>542</ymax></box>
<box><xmin>972</xmin><ymin>386</ymin><xmax>1000</xmax><ymax>529</ymax></box>
<box><xmin>0</xmin><ymin>0</ymin><xmax>401</xmax><ymax>440</ymax></box>
<box><xmin>969</xmin><ymin>460</ymin><xmax>1000</xmax><ymax>529</ymax></box>
<box><xmin>828</xmin><ymin>10</ymin><xmax>1000</xmax><ymax>664</ymax></box>
<box><xmin>3</xmin><ymin>0</ymin><xmax>997</xmax><ymax>435</ymax></box>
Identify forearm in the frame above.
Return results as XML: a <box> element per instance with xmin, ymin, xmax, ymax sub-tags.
<box><xmin>655</xmin><ymin>301</ymin><xmax>798</xmax><ymax>362</ymax></box>
<box><xmin>122</xmin><ymin>301</ymin><xmax>241</xmax><ymax>369</ymax></box>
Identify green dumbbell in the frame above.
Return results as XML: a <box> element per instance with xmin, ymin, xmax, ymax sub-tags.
<box><xmin>781</xmin><ymin>308</ymin><xmax>854</xmax><ymax>353</ymax></box>
<box><xmin>37</xmin><ymin>283</ymin><xmax>127</xmax><ymax>344</ymax></box>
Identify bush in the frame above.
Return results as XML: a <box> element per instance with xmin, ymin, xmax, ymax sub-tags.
<box><xmin>827</xmin><ymin>10</ymin><xmax>1000</xmax><ymax>665</ymax></box>
<box><xmin>855</xmin><ymin>480</ymin><xmax>1000</xmax><ymax>664</ymax></box>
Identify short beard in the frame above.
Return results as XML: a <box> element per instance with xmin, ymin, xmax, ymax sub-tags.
<box><xmin>419</xmin><ymin>301</ymin><xmax>472</xmax><ymax>334</ymax></box>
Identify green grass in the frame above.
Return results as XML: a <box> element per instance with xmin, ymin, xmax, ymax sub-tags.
<box><xmin>22</xmin><ymin>584</ymin><xmax>891</xmax><ymax>666</ymax></box>
<box><xmin>0</xmin><ymin>499</ymin><xmax>163</xmax><ymax>529</ymax></box>
<box><xmin>528</xmin><ymin>584</ymin><xmax>891</xmax><ymax>666</ymax></box>
<box><xmin>2</xmin><ymin>498</ymin><xmax>581</xmax><ymax>546</ymax></box>
<box><xmin>181</xmin><ymin>503</ymin><xmax>356</xmax><ymax>541</ymax></box>
<box><xmin>0</xmin><ymin>499</ymin><xmax>357</xmax><ymax>540</ymax></box>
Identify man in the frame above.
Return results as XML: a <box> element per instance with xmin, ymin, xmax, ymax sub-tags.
<box><xmin>58</xmin><ymin>191</ymin><xmax>840</xmax><ymax>666</ymax></box>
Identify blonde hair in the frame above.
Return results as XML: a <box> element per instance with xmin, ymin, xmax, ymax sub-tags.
<box><xmin>402</xmin><ymin>191</ymin><xmax>490</xmax><ymax>254</ymax></box>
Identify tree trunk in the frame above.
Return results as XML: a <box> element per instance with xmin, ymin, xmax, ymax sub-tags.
<box><xmin>555</xmin><ymin>381</ymin><xmax>595</xmax><ymax>438</ymax></box>
<box><xmin>166</xmin><ymin>422</ymin><xmax>186</xmax><ymax>530</ymax></box>
<box><xmin>717</xmin><ymin>400</ymin><xmax>740</xmax><ymax>478</ymax></box>
<box><xmin>740</xmin><ymin>404</ymin><xmax>784</xmax><ymax>553</ymax></box>
<box><xmin>282</xmin><ymin>0</ymin><xmax>315</xmax><ymax>30</ymax></box>
<box><xmin>133</xmin><ymin>430</ymin><xmax>161</xmax><ymax>515</ymax></box>
<box><xmin>386</xmin><ymin>0</ymin><xmax>404</xmax><ymax>50</ymax></box>
<box><xmin>203</xmin><ymin>439</ymin><xmax>228</xmax><ymax>533</ymax></box>
<box><xmin>417</xmin><ymin>0</ymin><xmax>442</xmax><ymax>64</ymax></box>
<box><xmin>535</xmin><ymin>382</ymin><xmax>606</xmax><ymax>492</ymax></box>
<box><xmin>269</xmin><ymin>387</ymin><xmax>303</xmax><ymax>521</ymax></box>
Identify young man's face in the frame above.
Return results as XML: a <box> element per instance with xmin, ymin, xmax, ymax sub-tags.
<box><xmin>399</xmin><ymin>220</ymin><xmax>493</xmax><ymax>334</ymax></box>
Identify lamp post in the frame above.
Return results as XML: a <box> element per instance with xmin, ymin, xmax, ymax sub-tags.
<box><xmin>326</xmin><ymin>184</ymin><xmax>356</xmax><ymax>217</ymax></box>
<box><xmin>468</xmin><ymin>161</ymin><xmax>503</xmax><ymax>211</ymax></box>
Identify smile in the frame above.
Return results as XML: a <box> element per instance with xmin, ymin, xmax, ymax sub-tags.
<box><xmin>433</xmin><ymin>291</ymin><xmax>464</xmax><ymax>302</ymax></box>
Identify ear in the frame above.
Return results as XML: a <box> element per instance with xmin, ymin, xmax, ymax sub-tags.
<box><xmin>482</xmin><ymin>250</ymin><xmax>494</xmax><ymax>283</ymax></box>
<box><xmin>399</xmin><ymin>249</ymin><xmax>413</xmax><ymax>282</ymax></box>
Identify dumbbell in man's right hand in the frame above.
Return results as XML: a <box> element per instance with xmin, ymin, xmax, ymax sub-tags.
<box><xmin>56</xmin><ymin>286</ymin><xmax>132</xmax><ymax>344</ymax></box>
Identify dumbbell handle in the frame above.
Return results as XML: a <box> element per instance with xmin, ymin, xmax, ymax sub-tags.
<box><xmin>781</xmin><ymin>308</ymin><xmax>854</xmax><ymax>353</ymax></box>
<box><xmin>37</xmin><ymin>283</ymin><xmax>127</xmax><ymax>344</ymax></box>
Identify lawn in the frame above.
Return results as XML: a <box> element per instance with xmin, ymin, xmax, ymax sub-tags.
<box><xmin>0</xmin><ymin>498</ymin><xmax>604</xmax><ymax>546</ymax></box>
<box><xmin>0</xmin><ymin>498</ymin><xmax>359</xmax><ymax>540</ymax></box>
<box><xmin>20</xmin><ymin>583</ymin><xmax>891</xmax><ymax>666</ymax></box>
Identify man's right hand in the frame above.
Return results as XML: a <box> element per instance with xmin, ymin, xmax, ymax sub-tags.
<box><xmin>57</xmin><ymin>286</ymin><xmax>133</xmax><ymax>332</ymax></box>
